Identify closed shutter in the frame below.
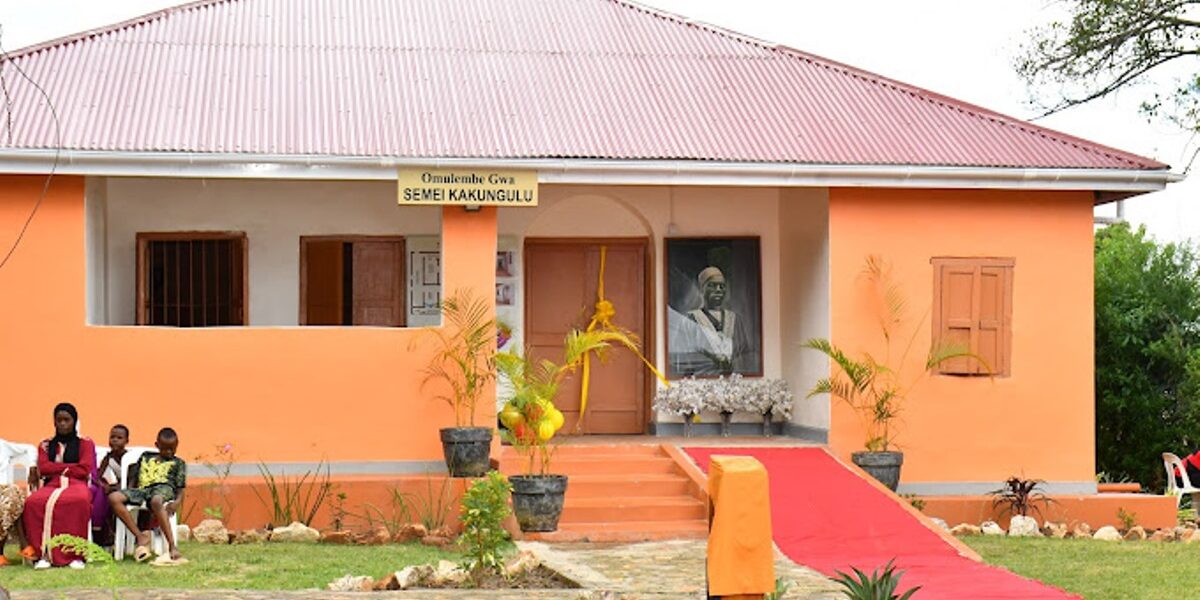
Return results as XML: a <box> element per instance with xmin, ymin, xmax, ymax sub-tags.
<box><xmin>932</xmin><ymin>258</ymin><xmax>1013</xmax><ymax>376</ymax></box>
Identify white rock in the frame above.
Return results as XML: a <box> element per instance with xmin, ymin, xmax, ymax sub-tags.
<box><xmin>270</xmin><ymin>521</ymin><xmax>320</xmax><ymax>543</ymax></box>
<box><xmin>929</xmin><ymin>517</ymin><xmax>949</xmax><ymax>531</ymax></box>
<box><xmin>1008</xmin><ymin>515</ymin><xmax>1042</xmax><ymax>537</ymax></box>
<box><xmin>950</xmin><ymin>523</ymin><xmax>982</xmax><ymax>537</ymax></box>
<box><xmin>981</xmin><ymin>521</ymin><xmax>1005</xmax><ymax>536</ymax></box>
<box><xmin>431</xmin><ymin>559</ymin><xmax>468</xmax><ymax>586</ymax></box>
<box><xmin>192</xmin><ymin>519</ymin><xmax>229</xmax><ymax>544</ymax></box>
<box><xmin>395</xmin><ymin>565</ymin><xmax>432</xmax><ymax>590</ymax></box>
<box><xmin>504</xmin><ymin>550</ymin><xmax>541</xmax><ymax>577</ymax></box>
<box><xmin>1093</xmin><ymin>525</ymin><xmax>1122</xmax><ymax>542</ymax></box>
<box><xmin>175</xmin><ymin>524</ymin><xmax>191</xmax><ymax>542</ymax></box>
<box><xmin>326</xmin><ymin>575</ymin><xmax>374</xmax><ymax>592</ymax></box>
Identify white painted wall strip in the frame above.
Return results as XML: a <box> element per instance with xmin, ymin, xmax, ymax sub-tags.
<box><xmin>0</xmin><ymin>150</ymin><xmax>1182</xmax><ymax>192</ymax></box>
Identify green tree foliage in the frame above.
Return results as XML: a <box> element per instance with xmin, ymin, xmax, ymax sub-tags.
<box><xmin>1017</xmin><ymin>0</ymin><xmax>1200</xmax><ymax>129</ymax></box>
<box><xmin>459</xmin><ymin>470</ymin><xmax>513</xmax><ymax>578</ymax></box>
<box><xmin>1095</xmin><ymin>223</ymin><xmax>1200</xmax><ymax>489</ymax></box>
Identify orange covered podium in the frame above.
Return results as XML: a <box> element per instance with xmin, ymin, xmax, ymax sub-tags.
<box><xmin>707</xmin><ymin>455</ymin><xmax>775</xmax><ymax>599</ymax></box>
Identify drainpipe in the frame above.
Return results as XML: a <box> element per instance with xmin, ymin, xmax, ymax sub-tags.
<box><xmin>1094</xmin><ymin>200</ymin><xmax>1126</xmax><ymax>226</ymax></box>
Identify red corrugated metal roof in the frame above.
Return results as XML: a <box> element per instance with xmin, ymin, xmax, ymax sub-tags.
<box><xmin>0</xmin><ymin>0</ymin><xmax>1168</xmax><ymax>170</ymax></box>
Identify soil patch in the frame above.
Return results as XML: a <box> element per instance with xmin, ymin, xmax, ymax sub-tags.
<box><xmin>427</xmin><ymin>566</ymin><xmax>579</xmax><ymax>590</ymax></box>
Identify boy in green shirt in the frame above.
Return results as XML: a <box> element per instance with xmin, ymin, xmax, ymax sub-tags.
<box><xmin>108</xmin><ymin>428</ymin><xmax>187</xmax><ymax>562</ymax></box>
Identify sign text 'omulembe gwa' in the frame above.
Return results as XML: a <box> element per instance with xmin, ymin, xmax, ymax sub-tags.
<box><xmin>397</xmin><ymin>169</ymin><xmax>538</xmax><ymax>206</ymax></box>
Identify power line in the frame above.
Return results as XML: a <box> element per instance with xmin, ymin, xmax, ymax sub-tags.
<box><xmin>0</xmin><ymin>23</ymin><xmax>62</xmax><ymax>274</ymax></box>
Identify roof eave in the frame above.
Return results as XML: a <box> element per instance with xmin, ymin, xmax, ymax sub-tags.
<box><xmin>0</xmin><ymin>149</ymin><xmax>1181</xmax><ymax>195</ymax></box>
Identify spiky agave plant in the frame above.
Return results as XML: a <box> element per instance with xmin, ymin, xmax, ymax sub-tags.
<box><xmin>804</xmin><ymin>255</ymin><xmax>986</xmax><ymax>452</ymax></box>
<box><xmin>832</xmin><ymin>559</ymin><xmax>921</xmax><ymax>600</ymax></box>
<box><xmin>990</xmin><ymin>476</ymin><xmax>1053</xmax><ymax>519</ymax></box>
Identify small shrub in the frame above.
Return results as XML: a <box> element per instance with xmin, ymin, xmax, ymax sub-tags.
<box><xmin>353</xmin><ymin>475</ymin><xmax>454</xmax><ymax>535</ymax></box>
<box><xmin>252</xmin><ymin>460</ymin><xmax>333</xmax><ymax>527</ymax></box>
<box><xmin>989</xmin><ymin>476</ymin><xmax>1053</xmax><ymax>519</ymax></box>
<box><xmin>195</xmin><ymin>442</ymin><xmax>237</xmax><ymax>523</ymax></box>
<box><xmin>330</xmin><ymin>491</ymin><xmax>349</xmax><ymax>531</ymax></box>
<box><xmin>901</xmin><ymin>494</ymin><xmax>926</xmax><ymax>512</ymax></box>
<box><xmin>1117</xmin><ymin>507</ymin><xmax>1139</xmax><ymax>530</ymax></box>
<box><xmin>409</xmin><ymin>474</ymin><xmax>455</xmax><ymax>532</ymax></box>
<box><xmin>1177</xmin><ymin>507</ymin><xmax>1197</xmax><ymax>525</ymax></box>
<box><xmin>357</xmin><ymin>486</ymin><xmax>415</xmax><ymax>537</ymax></box>
<box><xmin>765</xmin><ymin>577</ymin><xmax>794</xmax><ymax>600</ymax></box>
<box><xmin>459</xmin><ymin>470</ymin><xmax>513</xmax><ymax>577</ymax></box>
<box><xmin>832</xmin><ymin>558</ymin><xmax>920</xmax><ymax>600</ymax></box>
<box><xmin>47</xmin><ymin>535</ymin><xmax>117</xmax><ymax>598</ymax></box>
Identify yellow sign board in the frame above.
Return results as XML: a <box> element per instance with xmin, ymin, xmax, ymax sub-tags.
<box><xmin>397</xmin><ymin>168</ymin><xmax>538</xmax><ymax>207</ymax></box>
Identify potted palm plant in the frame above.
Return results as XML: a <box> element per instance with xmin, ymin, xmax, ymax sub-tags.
<box><xmin>804</xmin><ymin>255</ymin><xmax>985</xmax><ymax>491</ymax></box>
<box><xmin>421</xmin><ymin>290</ymin><xmax>498</xmax><ymax>478</ymax></box>
<box><xmin>496</xmin><ymin>328</ymin><xmax>638</xmax><ymax>532</ymax></box>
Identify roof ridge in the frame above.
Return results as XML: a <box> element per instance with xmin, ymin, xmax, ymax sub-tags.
<box><xmin>2</xmin><ymin>0</ymin><xmax>234</xmax><ymax>60</ymax></box>
<box><xmin>606</xmin><ymin>0</ymin><xmax>1167</xmax><ymax>171</ymax></box>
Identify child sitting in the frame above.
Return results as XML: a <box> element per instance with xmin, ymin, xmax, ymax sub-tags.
<box><xmin>108</xmin><ymin>428</ymin><xmax>187</xmax><ymax>562</ymax></box>
<box><xmin>92</xmin><ymin>424</ymin><xmax>129</xmax><ymax>547</ymax></box>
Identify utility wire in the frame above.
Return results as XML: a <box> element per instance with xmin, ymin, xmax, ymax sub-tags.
<box><xmin>0</xmin><ymin>23</ymin><xmax>62</xmax><ymax>273</ymax></box>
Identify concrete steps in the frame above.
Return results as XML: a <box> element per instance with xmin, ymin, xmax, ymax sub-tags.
<box><xmin>498</xmin><ymin>444</ymin><xmax>709</xmax><ymax>542</ymax></box>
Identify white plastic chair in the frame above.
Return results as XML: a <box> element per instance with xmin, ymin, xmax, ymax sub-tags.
<box><xmin>0</xmin><ymin>439</ymin><xmax>38</xmax><ymax>486</ymax></box>
<box><xmin>1163</xmin><ymin>452</ymin><xmax>1200</xmax><ymax>509</ymax></box>
<box><xmin>113</xmin><ymin>447</ymin><xmax>178</xmax><ymax>560</ymax></box>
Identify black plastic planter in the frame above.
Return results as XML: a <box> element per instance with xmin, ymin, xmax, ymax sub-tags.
<box><xmin>439</xmin><ymin>427</ymin><xmax>493</xmax><ymax>478</ymax></box>
<box><xmin>510</xmin><ymin>474</ymin><xmax>568</xmax><ymax>532</ymax></box>
<box><xmin>852</xmin><ymin>451</ymin><xmax>904</xmax><ymax>491</ymax></box>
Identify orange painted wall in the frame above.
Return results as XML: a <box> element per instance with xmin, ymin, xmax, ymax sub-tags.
<box><xmin>827</xmin><ymin>188</ymin><xmax>1095</xmax><ymax>485</ymax></box>
<box><xmin>0</xmin><ymin>175</ymin><xmax>498</xmax><ymax>463</ymax></box>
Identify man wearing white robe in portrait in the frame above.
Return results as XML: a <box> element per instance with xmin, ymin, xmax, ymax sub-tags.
<box><xmin>678</xmin><ymin>266</ymin><xmax>750</xmax><ymax>375</ymax></box>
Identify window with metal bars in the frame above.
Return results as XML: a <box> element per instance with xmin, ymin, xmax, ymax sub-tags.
<box><xmin>136</xmin><ymin>232</ymin><xmax>247</xmax><ymax>327</ymax></box>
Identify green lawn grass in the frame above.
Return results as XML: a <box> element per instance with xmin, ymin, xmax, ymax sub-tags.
<box><xmin>965</xmin><ymin>536</ymin><xmax>1197</xmax><ymax>600</ymax></box>
<box><xmin>0</xmin><ymin>541</ymin><xmax>459</xmax><ymax>591</ymax></box>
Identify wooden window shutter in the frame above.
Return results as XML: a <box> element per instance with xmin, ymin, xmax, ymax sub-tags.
<box><xmin>932</xmin><ymin>258</ymin><xmax>1013</xmax><ymax>376</ymax></box>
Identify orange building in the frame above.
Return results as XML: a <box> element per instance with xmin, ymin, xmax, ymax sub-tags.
<box><xmin>0</xmin><ymin>0</ymin><xmax>1179</xmax><ymax>528</ymax></box>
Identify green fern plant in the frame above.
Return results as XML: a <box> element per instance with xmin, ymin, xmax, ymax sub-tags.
<box><xmin>805</xmin><ymin>255</ymin><xmax>986</xmax><ymax>452</ymax></box>
<box><xmin>832</xmin><ymin>559</ymin><xmax>920</xmax><ymax>600</ymax></box>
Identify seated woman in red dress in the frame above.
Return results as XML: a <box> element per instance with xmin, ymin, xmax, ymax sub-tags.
<box><xmin>22</xmin><ymin>403</ymin><xmax>95</xmax><ymax>569</ymax></box>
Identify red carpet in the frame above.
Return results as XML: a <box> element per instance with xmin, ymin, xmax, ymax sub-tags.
<box><xmin>685</xmin><ymin>447</ymin><xmax>1079</xmax><ymax>600</ymax></box>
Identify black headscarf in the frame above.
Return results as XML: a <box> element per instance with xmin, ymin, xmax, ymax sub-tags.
<box><xmin>49</xmin><ymin>402</ymin><xmax>80</xmax><ymax>464</ymax></box>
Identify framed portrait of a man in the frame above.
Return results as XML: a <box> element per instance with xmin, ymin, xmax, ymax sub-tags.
<box><xmin>665</xmin><ymin>237</ymin><xmax>763</xmax><ymax>378</ymax></box>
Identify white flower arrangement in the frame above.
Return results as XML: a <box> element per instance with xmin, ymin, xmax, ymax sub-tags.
<box><xmin>654</xmin><ymin>376</ymin><xmax>794</xmax><ymax>419</ymax></box>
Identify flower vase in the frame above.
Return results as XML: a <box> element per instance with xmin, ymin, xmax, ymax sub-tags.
<box><xmin>720</xmin><ymin>411</ymin><xmax>733</xmax><ymax>437</ymax></box>
<box><xmin>762</xmin><ymin>410</ymin><xmax>773</xmax><ymax>438</ymax></box>
<box><xmin>683</xmin><ymin>413</ymin><xmax>695</xmax><ymax>438</ymax></box>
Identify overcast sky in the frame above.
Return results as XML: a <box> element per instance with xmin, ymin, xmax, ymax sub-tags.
<box><xmin>0</xmin><ymin>0</ymin><xmax>1195</xmax><ymax>243</ymax></box>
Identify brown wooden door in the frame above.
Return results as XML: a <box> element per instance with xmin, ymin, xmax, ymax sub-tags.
<box><xmin>352</xmin><ymin>241</ymin><xmax>406</xmax><ymax>326</ymax></box>
<box><xmin>525</xmin><ymin>239</ymin><xmax>648</xmax><ymax>434</ymax></box>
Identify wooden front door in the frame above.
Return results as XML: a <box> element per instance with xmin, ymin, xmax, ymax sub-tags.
<box><xmin>525</xmin><ymin>239</ymin><xmax>649</xmax><ymax>434</ymax></box>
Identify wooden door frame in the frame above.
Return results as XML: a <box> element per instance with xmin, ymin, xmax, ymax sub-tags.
<box><xmin>136</xmin><ymin>231</ymin><xmax>249</xmax><ymax>326</ymax></box>
<box><xmin>523</xmin><ymin>237</ymin><xmax>655</xmax><ymax>433</ymax></box>
<box><xmin>299</xmin><ymin>235</ymin><xmax>406</xmax><ymax>326</ymax></box>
